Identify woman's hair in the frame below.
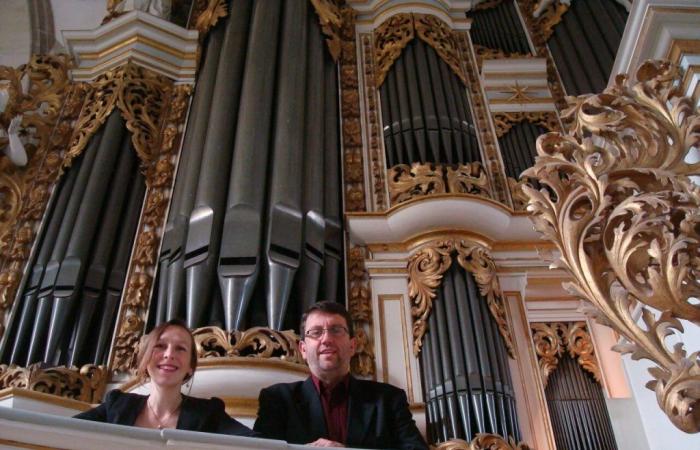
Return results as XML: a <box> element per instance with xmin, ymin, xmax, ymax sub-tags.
<box><xmin>135</xmin><ymin>319</ymin><xmax>198</xmax><ymax>384</ymax></box>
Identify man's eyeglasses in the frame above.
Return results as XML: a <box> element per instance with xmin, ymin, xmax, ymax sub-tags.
<box><xmin>304</xmin><ymin>325</ymin><xmax>349</xmax><ymax>340</ymax></box>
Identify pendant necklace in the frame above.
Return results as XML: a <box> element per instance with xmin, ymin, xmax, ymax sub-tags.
<box><xmin>147</xmin><ymin>396</ymin><xmax>182</xmax><ymax>430</ymax></box>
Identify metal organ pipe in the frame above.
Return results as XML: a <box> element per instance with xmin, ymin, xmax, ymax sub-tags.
<box><xmin>185</xmin><ymin>0</ymin><xmax>254</xmax><ymax>329</ymax></box>
<box><xmin>264</xmin><ymin>0</ymin><xmax>308</xmax><ymax>330</ymax></box>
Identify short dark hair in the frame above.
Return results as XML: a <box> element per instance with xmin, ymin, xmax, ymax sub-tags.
<box><xmin>300</xmin><ymin>301</ymin><xmax>354</xmax><ymax>338</ymax></box>
<box><xmin>136</xmin><ymin>319</ymin><xmax>198</xmax><ymax>384</ymax></box>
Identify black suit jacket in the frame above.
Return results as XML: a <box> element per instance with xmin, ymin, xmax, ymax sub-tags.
<box><xmin>254</xmin><ymin>377</ymin><xmax>428</xmax><ymax>449</ymax></box>
<box><xmin>74</xmin><ymin>389</ymin><xmax>255</xmax><ymax>436</ymax></box>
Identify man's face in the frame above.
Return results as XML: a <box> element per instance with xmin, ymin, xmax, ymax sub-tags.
<box><xmin>300</xmin><ymin>311</ymin><xmax>356</xmax><ymax>383</ymax></box>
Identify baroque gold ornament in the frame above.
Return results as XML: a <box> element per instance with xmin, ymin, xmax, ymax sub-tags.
<box><xmin>348</xmin><ymin>245</ymin><xmax>376</xmax><ymax>376</ymax></box>
<box><xmin>446</xmin><ymin>162</ymin><xmax>491</xmax><ymax>197</ymax></box>
<box><xmin>531</xmin><ymin>322</ymin><xmax>562</xmax><ymax>387</ymax></box>
<box><xmin>110</xmin><ymin>82</ymin><xmax>192</xmax><ymax>373</ymax></box>
<box><xmin>492</xmin><ymin>111</ymin><xmax>560</xmax><ymax>138</ymax></box>
<box><xmin>388</xmin><ymin>163</ymin><xmax>445</xmax><ymax>205</ymax></box>
<box><xmin>0</xmin><ymin>364</ymin><xmax>107</xmax><ymax>403</ymax></box>
<box><xmin>434</xmin><ymin>433</ymin><xmax>531</xmax><ymax>450</ymax></box>
<box><xmin>0</xmin><ymin>56</ymin><xmax>74</xmax><ymax>340</ymax></box>
<box><xmin>310</xmin><ymin>0</ymin><xmax>343</xmax><ymax>61</ymax></box>
<box><xmin>192</xmin><ymin>326</ymin><xmax>304</xmax><ymax>364</ymax></box>
<box><xmin>523</xmin><ymin>60</ymin><xmax>700</xmax><ymax>432</ymax></box>
<box><xmin>373</xmin><ymin>13</ymin><xmax>465</xmax><ymax>88</ymax></box>
<box><xmin>190</xmin><ymin>0</ymin><xmax>228</xmax><ymax>35</ymax></box>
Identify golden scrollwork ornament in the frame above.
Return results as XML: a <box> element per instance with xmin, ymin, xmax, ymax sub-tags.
<box><xmin>192</xmin><ymin>326</ymin><xmax>304</xmax><ymax>364</ymax></box>
<box><xmin>388</xmin><ymin>163</ymin><xmax>446</xmax><ymax>205</ymax></box>
<box><xmin>0</xmin><ymin>364</ymin><xmax>107</xmax><ymax>403</ymax></box>
<box><xmin>408</xmin><ymin>240</ymin><xmax>454</xmax><ymax>355</ymax></box>
<box><xmin>446</xmin><ymin>162</ymin><xmax>492</xmax><ymax>198</ymax></box>
<box><xmin>434</xmin><ymin>434</ymin><xmax>531</xmax><ymax>450</ymax></box>
<box><xmin>523</xmin><ymin>59</ymin><xmax>700</xmax><ymax>432</ymax></box>
<box><xmin>531</xmin><ymin>322</ymin><xmax>563</xmax><ymax>387</ymax></box>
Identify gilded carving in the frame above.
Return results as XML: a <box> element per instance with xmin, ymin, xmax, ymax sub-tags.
<box><xmin>0</xmin><ymin>364</ymin><xmax>107</xmax><ymax>403</ymax></box>
<box><xmin>473</xmin><ymin>45</ymin><xmax>532</xmax><ymax>70</ymax></box>
<box><xmin>414</xmin><ymin>14</ymin><xmax>465</xmax><ymax>85</ymax></box>
<box><xmin>565</xmin><ymin>321</ymin><xmax>602</xmax><ymax>384</ymax></box>
<box><xmin>408</xmin><ymin>241</ymin><xmax>454</xmax><ymax>355</ymax></box>
<box><xmin>408</xmin><ymin>239</ymin><xmax>515</xmax><ymax>358</ymax></box>
<box><xmin>374</xmin><ymin>14</ymin><xmax>465</xmax><ymax>88</ymax></box>
<box><xmin>0</xmin><ymin>56</ymin><xmax>74</xmax><ymax>339</ymax></box>
<box><xmin>339</xmin><ymin>5</ymin><xmax>366</xmax><ymax>213</ymax></box>
<box><xmin>192</xmin><ymin>326</ymin><xmax>304</xmax><ymax>364</ymax></box>
<box><xmin>388</xmin><ymin>163</ymin><xmax>445</xmax><ymax>205</ymax></box>
<box><xmin>531</xmin><ymin>0</ymin><xmax>570</xmax><ymax>41</ymax></box>
<box><xmin>190</xmin><ymin>0</ymin><xmax>228</xmax><ymax>35</ymax></box>
<box><xmin>531</xmin><ymin>322</ymin><xmax>602</xmax><ymax>387</ymax></box>
<box><xmin>435</xmin><ymin>434</ymin><xmax>531</xmax><ymax>449</ymax></box>
<box><xmin>523</xmin><ymin>60</ymin><xmax>700</xmax><ymax>432</ymax></box>
<box><xmin>515</xmin><ymin>0</ymin><xmax>568</xmax><ymax>112</ymax></box>
<box><xmin>455</xmin><ymin>241</ymin><xmax>515</xmax><ymax>358</ymax></box>
<box><xmin>361</xmin><ymin>33</ymin><xmax>388</xmax><ymax>210</ymax></box>
<box><xmin>507</xmin><ymin>176</ymin><xmax>532</xmax><ymax>210</ymax></box>
<box><xmin>386</xmin><ymin>162</ymin><xmax>493</xmax><ymax>205</ymax></box>
<box><xmin>374</xmin><ymin>13</ymin><xmax>415</xmax><ymax>88</ymax></box>
<box><xmin>348</xmin><ymin>245</ymin><xmax>376</xmax><ymax>376</ymax></box>
<box><xmin>492</xmin><ymin>111</ymin><xmax>560</xmax><ymax>138</ymax></box>
<box><xmin>310</xmin><ymin>0</ymin><xmax>343</xmax><ymax>61</ymax></box>
<box><xmin>457</xmin><ymin>32</ymin><xmax>510</xmax><ymax>206</ymax></box>
<box><xmin>531</xmin><ymin>322</ymin><xmax>563</xmax><ymax>387</ymax></box>
<box><xmin>446</xmin><ymin>162</ymin><xmax>491</xmax><ymax>197</ymax></box>
<box><xmin>110</xmin><ymin>82</ymin><xmax>192</xmax><ymax>373</ymax></box>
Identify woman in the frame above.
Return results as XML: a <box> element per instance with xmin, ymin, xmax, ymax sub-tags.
<box><xmin>75</xmin><ymin>319</ymin><xmax>254</xmax><ymax>436</ymax></box>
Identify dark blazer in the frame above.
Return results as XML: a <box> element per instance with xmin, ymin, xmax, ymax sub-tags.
<box><xmin>254</xmin><ymin>376</ymin><xmax>428</xmax><ymax>450</ymax></box>
<box><xmin>74</xmin><ymin>389</ymin><xmax>255</xmax><ymax>436</ymax></box>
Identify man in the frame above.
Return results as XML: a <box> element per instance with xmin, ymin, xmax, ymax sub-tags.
<box><xmin>255</xmin><ymin>301</ymin><xmax>428</xmax><ymax>449</ymax></box>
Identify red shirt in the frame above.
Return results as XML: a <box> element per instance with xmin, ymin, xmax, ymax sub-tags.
<box><xmin>311</xmin><ymin>374</ymin><xmax>350</xmax><ymax>444</ymax></box>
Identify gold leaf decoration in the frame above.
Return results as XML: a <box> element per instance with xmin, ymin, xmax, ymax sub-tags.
<box><xmin>435</xmin><ymin>433</ymin><xmax>531</xmax><ymax>449</ymax></box>
<box><xmin>192</xmin><ymin>326</ymin><xmax>304</xmax><ymax>365</ymax></box>
<box><xmin>531</xmin><ymin>0</ymin><xmax>570</xmax><ymax>41</ymax></box>
<box><xmin>446</xmin><ymin>162</ymin><xmax>491</xmax><ymax>197</ymax></box>
<box><xmin>455</xmin><ymin>241</ymin><xmax>515</xmax><ymax>358</ymax></box>
<box><xmin>414</xmin><ymin>14</ymin><xmax>465</xmax><ymax>85</ymax></box>
<box><xmin>0</xmin><ymin>56</ymin><xmax>74</xmax><ymax>339</ymax></box>
<box><xmin>473</xmin><ymin>45</ymin><xmax>532</xmax><ymax>70</ymax></box>
<box><xmin>374</xmin><ymin>13</ymin><xmax>415</xmax><ymax>88</ymax></box>
<box><xmin>565</xmin><ymin>321</ymin><xmax>602</xmax><ymax>383</ymax></box>
<box><xmin>191</xmin><ymin>0</ymin><xmax>228</xmax><ymax>35</ymax></box>
<box><xmin>374</xmin><ymin>13</ymin><xmax>465</xmax><ymax>88</ymax></box>
<box><xmin>110</xmin><ymin>82</ymin><xmax>192</xmax><ymax>373</ymax></box>
<box><xmin>531</xmin><ymin>322</ymin><xmax>563</xmax><ymax>387</ymax></box>
<box><xmin>523</xmin><ymin>59</ymin><xmax>700</xmax><ymax>432</ymax></box>
<box><xmin>339</xmin><ymin>6</ymin><xmax>366</xmax><ymax>213</ymax></box>
<box><xmin>310</xmin><ymin>0</ymin><xmax>343</xmax><ymax>61</ymax></box>
<box><xmin>492</xmin><ymin>111</ymin><xmax>560</xmax><ymax>138</ymax></box>
<box><xmin>408</xmin><ymin>241</ymin><xmax>454</xmax><ymax>355</ymax></box>
<box><xmin>348</xmin><ymin>245</ymin><xmax>376</xmax><ymax>376</ymax></box>
<box><xmin>0</xmin><ymin>364</ymin><xmax>107</xmax><ymax>403</ymax></box>
<box><xmin>507</xmin><ymin>177</ymin><xmax>531</xmax><ymax>211</ymax></box>
<box><xmin>388</xmin><ymin>163</ymin><xmax>446</xmax><ymax>205</ymax></box>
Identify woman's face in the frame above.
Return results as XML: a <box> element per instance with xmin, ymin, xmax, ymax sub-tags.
<box><xmin>146</xmin><ymin>326</ymin><xmax>193</xmax><ymax>388</ymax></box>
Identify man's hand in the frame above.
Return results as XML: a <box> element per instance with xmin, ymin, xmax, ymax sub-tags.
<box><xmin>306</xmin><ymin>438</ymin><xmax>344</xmax><ymax>447</ymax></box>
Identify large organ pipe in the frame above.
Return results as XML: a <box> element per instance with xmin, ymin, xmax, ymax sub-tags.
<box><xmin>5</xmin><ymin>160</ymin><xmax>78</xmax><ymax>363</ymax></box>
<box><xmin>425</xmin><ymin>48</ymin><xmax>452</xmax><ymax>164</ymax></box>
<box><xmin>93</xmin><ymin>171</ymin><xmax>145</xmax><ymax>364</ymax></box>
<box><xmin>67</xmin><ymin>135</ymin><xmax>136</xmax><ymax>366</ymax></box>
<box><xmin>413</xmin><ymin>42</ymin><xmax>440</xmax><ymax>162</ymax></box>
<box><xmin>402</xmin><ymin>44</ymin><xmax>427</xmax><ymax>163</ymax></box>
<box><xmin>44</xmin><ymin>111</ymin><xmax>125</xmax><ymax>363</ymax></box>
<box><xmin>465</xmin><ymin>271</ymin><xmax>491</xmax><ymax>433</ymax></box>
<box><xmin>320</xmin><ymin>56</ymin><xmax>342</xmax><ymax>302</ymax></box>
<box><xmin>156</xmin><ymin>23</ymin><xmax>225</xmax><ymax>325</ymax></box>
<box><xmin>296</xmin><ymin>12</ymin><xmax>326</xmax><ymax>313</ymax></box>
<box><xmin>185</xmin><ymin>0</ymin><xmax>253</xmax><ymax>329</ymax></box>
<box><xmin>434</xmin><ymin>289</ymin><xmax>459</xmax><ymax>439</ymax></box>
<box><xmin>394</xmin><ymin>58</ymin><xmax>416</xmax><ymax>163</ymax></box>
<box><xmin>217</xmin><ymin>0</ymin><xmax>280</xmax><ymax>331</ymax></box>
<box><xmin>264</xmin><ymin>0</ymin><xmax>308</xmax><ymax>329</ymax></box>
<box><xmin>26</xmin><ymin>126</ymin><xmax>103</xmax><ymax>365</ymax></box>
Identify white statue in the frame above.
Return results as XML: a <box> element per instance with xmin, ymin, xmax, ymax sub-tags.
<box><xmin>0</xmin><ymin>73</ymin><xmax>29</xmax><ymax>167</ymax></box>
<box><xmin>107</xmin><ymin>0</ymin><xmax>172</xmax><ymax>20</ymax></box>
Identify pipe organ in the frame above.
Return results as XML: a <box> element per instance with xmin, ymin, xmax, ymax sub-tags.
<box><xmin>12</xmin><ymin>1</ymin><xmax>699</xmax><ymax>449</ymax></box>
